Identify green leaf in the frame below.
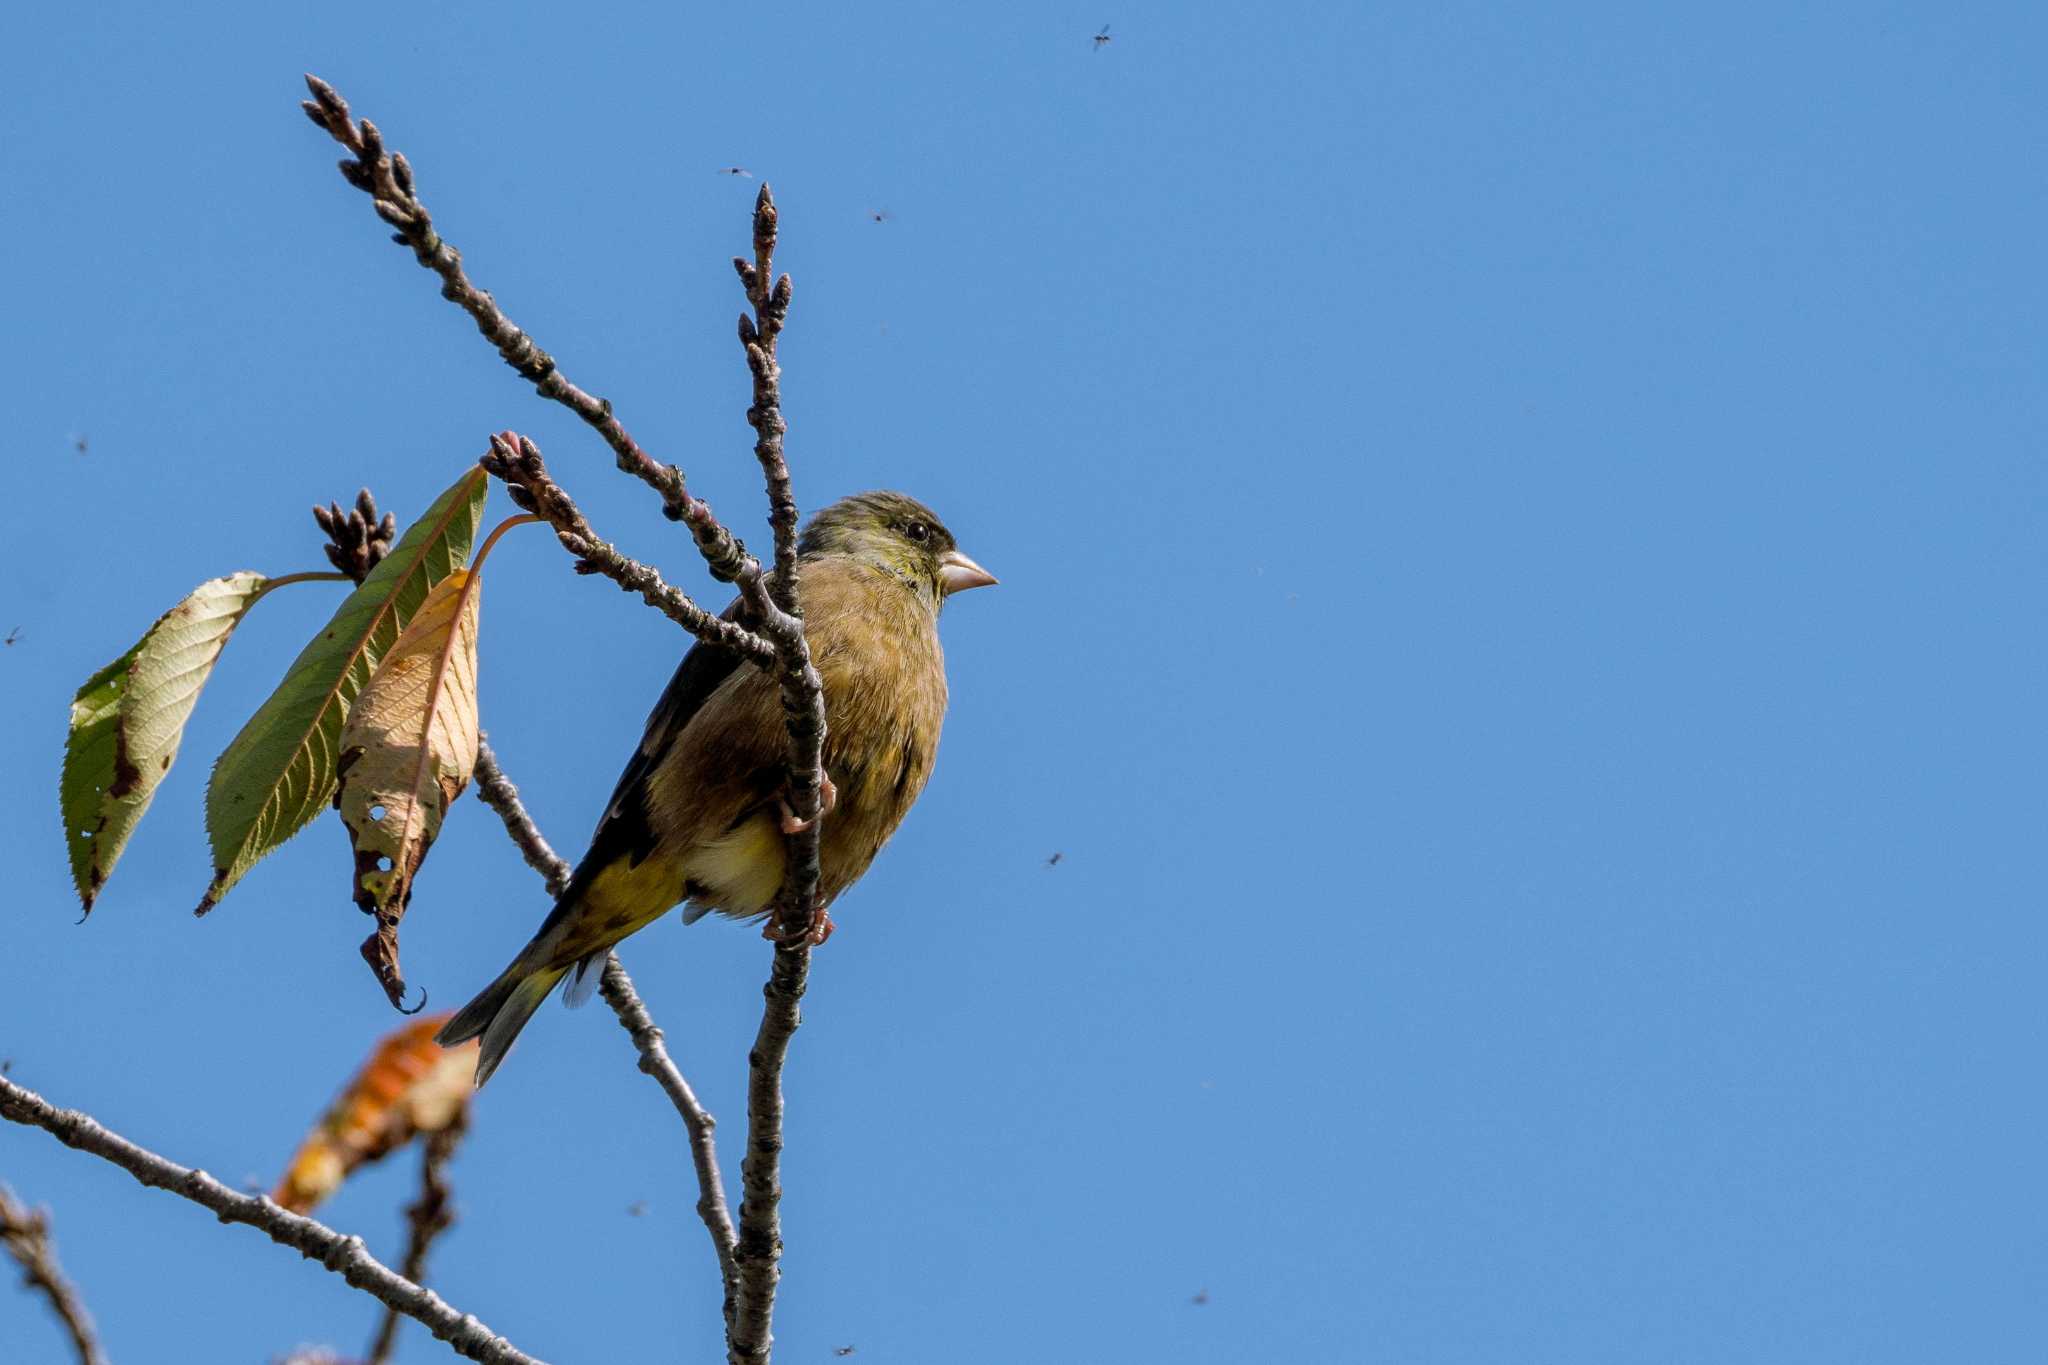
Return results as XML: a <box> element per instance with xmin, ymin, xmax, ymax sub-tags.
<box><xmin>64</xmin><ymin>647</ymin><xmax>143</xmax><ymax>912</ymax></box>
<box><xmin>63</xmin><ymin>572</ymin><xmax>271</xmax><ymax>914</ymax></box>
<box><xmin>199</xmin><ymin>469</ymin><xmax>489</xmax><ymax>913</ymax></box>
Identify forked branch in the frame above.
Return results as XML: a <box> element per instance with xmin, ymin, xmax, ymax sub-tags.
<box><xmin>301</xmin><ymin>79</ymin><xmax>831</xmax><ymax>1365</ymax></box>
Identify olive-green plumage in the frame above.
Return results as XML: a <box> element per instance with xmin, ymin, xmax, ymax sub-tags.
<box><xmin>439</xmin><ymin>492</ymin><xmax>994</xmax><ymax>1084</ymax></box>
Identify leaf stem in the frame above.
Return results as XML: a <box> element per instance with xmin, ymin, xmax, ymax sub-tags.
<box><xmin>469</xmin><ymin>514</ymin><xmax>541</xmax><ymax>573</ymax></box>
<box><xmin>247</xmin><ymin>570</ymin><xmax>354</xmax><ymax>607</ymax></box>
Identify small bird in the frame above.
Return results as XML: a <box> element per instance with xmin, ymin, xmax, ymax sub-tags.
<box><xmin>3</xmin><ymin>627</ymin><xmax>19</xmax><ymax>647</ymax></box>
<box><xmin>1093</xmin><ymin>24</ymin><xmax>1112</xmax><ymax>50</ymax></box>
<box><xmin>717</xmin><ymin>166</ymin><xmax>755</xmax><ymax>178</ymax></box>
<box><xmin>440</xmin><ymin>492</ymin><xmax>996</xmax><ymax>1084</ymax></box>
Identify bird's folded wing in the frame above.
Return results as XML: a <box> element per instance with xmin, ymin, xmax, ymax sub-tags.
<box><xmin>538</xmin><ymin>596</ymin><xmax>753</xmax><ymax>931</ymax></box>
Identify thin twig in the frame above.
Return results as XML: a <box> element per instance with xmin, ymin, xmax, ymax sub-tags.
<box><xmin>468</xmin><ymin>740</ymin><xmax>741</xmax><ymax>1312</ymax></box>
<box><xmin>365</xmin><ymin>1118</ymin><xmax>466</xmax><ymax>1365</ymax></box>
<box><xmin>0</xmin><ymin>1183</ymin><xmax>107</xmax><ymax>1365</ymax></box>
<box><xmin>0</xmin><ymin>1077</ymin><xmax>541</xmax><ymax>1365</ymax></box>
<box><xmin>478</xmin><ymin>433</ymin><xmax>775</xmax><ymax>666</ymax></box>
<box><xmin>471</xmin><ymin>742</ymin><xmax>572</xmax><ymax>897</ymax></box>
<box><xmin>734</xmin><ymin>189</ymin><xmax>799</xmax><ymax>611</ymax></box>
<box><xmin>724</xmin><ymin>184</ymin><xmax>824</xmax><ymax>1365</ymax></box>
<box><xmin>299</xmin><ymin>73</ymin><xmax>757</xmax><ymax>587</ymax></box>
<box><xmin>726</xmin><ymin>944</ymin><xmax>809</xmax><ymax>1365</ymax></box>
<box><xmin>599</xmin><ymin>957</ymin><xmax>739</xmax><ymax>1317</ymax></box>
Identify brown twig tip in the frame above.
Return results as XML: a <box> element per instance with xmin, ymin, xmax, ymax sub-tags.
<box><xmin>301</xmin><ymin>75</ymin><xmax>354</xmax><ymax>143</ymax></box>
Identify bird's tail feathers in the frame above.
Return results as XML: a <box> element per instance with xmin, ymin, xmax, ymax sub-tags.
<box><xmin>436</xmin><ymin>958</ymin><xmax>568</xmax><ymax>1088</ymax></box>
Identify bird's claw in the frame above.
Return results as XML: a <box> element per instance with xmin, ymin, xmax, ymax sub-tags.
<box><xmin>777</xmin><ymin>772</ymin><xmax>839</xmax><ymax>835</ymax></box>
<box><xmin>763</xmin><ymin>903</ymin><xmax>835</xmax><ymax>947</ymax></box>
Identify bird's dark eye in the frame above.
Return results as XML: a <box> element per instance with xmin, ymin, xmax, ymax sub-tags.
<box><xmin>906</xmin><ymin>521</ymin><xmax>931</xmax><ymax>543</ymax></box>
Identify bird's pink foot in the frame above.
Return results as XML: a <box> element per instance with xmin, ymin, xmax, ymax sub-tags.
<box><xmin>777</xmin><ymin>772</ymin><xmax>839</xmax><ymax>835</ymax></box>
<box><xmin>762</xmin><ymin>902</ymin><xmax>836</xmax><ymax>947</ymax></box>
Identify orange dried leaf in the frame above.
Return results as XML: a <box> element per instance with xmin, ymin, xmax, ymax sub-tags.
<box><xmin>273</xmin><ymin>1013</ymin><xmax>478</xmax><ymax>1215</ymax></box>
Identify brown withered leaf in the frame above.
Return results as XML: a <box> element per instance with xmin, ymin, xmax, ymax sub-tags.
<box><xmin>273</xmin><ymin>1013</ymin><xmax>477</xmax><ymax>1214</ymax></box>
<box><xmin>334</xmin><ymin>568</ymin><xmax>481</xmax><ymax>1008</ymax></box>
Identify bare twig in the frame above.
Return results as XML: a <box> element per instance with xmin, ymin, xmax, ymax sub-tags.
<box><xmin>365</xmin><ymin>1118</ymin><xmax>466</xmax><ymax>1365</ymax></box>
<box><xmin>471</xmin><ymin>742</ymin><xmax>572</xmax><ymax>896</ymax></box>
<box><xmin>469</xmin><ymin>740</ymin><xmax>741</xmax><ymax>1314</ymax></box>
<box><xmin>734</xmin><ymin>188</ymin><xmax>799</xmax><ymax>610</ymax></box>
<box><xmin>724</xmin><ymin>185</ymin><xmax>824</xmax><ymax>1365</ymax></box>
<box><xmin>726</xmin><ymin>188</ymin><xmax>830</xmax><ymax>945</ymax></box>
<box><xmin>299</xmin><ymin>73</ymin><xmax>761</xmax><ymax>596</ymax></box>
<box><xmin>0</xmin><ymin>1183</ymin><xmax>107</xmax><ymax>1365</ymax></box>
<box><xmin>478</xmin><ymin>433</ymin><xmax>774</xmax><ymax>666</ymax></box>
<box><xmin>599</xmin><ymin>957</ymin><xmax>739</xmax><ymax>1316</ymax></box>
<box><xmin>727</xmin><ymin>944</ymin><xmax>810</xmax><ymax>1365</ymax></box>
<box><xmin>0</xmin><ymin>1077</ymin><xmax>542</xmax><ymax>1365</ymax></box>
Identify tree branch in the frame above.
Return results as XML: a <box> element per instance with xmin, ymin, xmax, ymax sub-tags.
<box><xmin>468</xmin><ymin>740</ymin><xmax>740</xmax><ymax>1316</ymax></box>
<box><xmin>724</xmin><ymin>185</ymin><xmax>823</xmax><ymax>1365</ymax></box>
<box><xmin>298</xmin><ymin>72</ymin><xmax>761</xmax><ymax>599</ymax></box>
<box><xmin>478</xmin><ymin>433</ymin><xmax>775</xmax><ymax>667</ymax></box>
<box><xmin>734</xmin><ymin>189</ymin><xmax>799</xmax><ymax>611</ymax></box>
<box><xmin>365</xmin><ymin>1117</ymin><xmax>466</xmax><ymax>1365</ymax></box>
<box><xmin>726</xmin><ymin>942</ymin><xmax>809</xmax><ymax>1365</ymax></box>
<box><xmin>599</xmin><ymin>957</ymin><xmax>740</xmax><ymax>1316</ymax></box>
<box><xmin>300</xmin><ymin>83</ymin><xmax>832</xmax><ymax>1360</ymax></box>
<box><xmin>300</xmin><ymin>77</ymin><xmax>688</xmax><ymax>518</ymax></box>
<box><xmin>0</xmin><ymin>1182</ymin><xmax>106</xmax><ymax>1365</ymax></box>
<box><xmin>472</xmin><ymin>742</ymin><xmax>572</xmax><ymax>897</ymax></box>
<box><xmin>0</xmin><ymin>1077</ymin><xmax>542</xmax><ymax>1365</ymax></box>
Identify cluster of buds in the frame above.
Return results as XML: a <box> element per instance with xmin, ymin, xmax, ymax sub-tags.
<box><xmin>312</xmin><ymin>489</ymin><xmax>398</xmax><ymax>583</ymax></box>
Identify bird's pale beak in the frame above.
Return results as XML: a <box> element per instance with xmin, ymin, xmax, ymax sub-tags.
<box><xmin>938</xmin><ymin>548</ymin><xmax>998</xmax><ymax>594</ymax></box>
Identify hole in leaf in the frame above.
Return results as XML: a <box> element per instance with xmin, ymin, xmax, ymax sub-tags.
<box><xmin>369</xmin><ymin>804</ymin><xmax>387</xmax><ymax>822</ymax></box>
<box><xmin>375</xmin><ymin>854</ymin><xmax>394</xmax><ymax>872</ymax></box>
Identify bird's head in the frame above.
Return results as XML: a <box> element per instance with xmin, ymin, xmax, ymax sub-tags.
<box><xmin>799</xmin><ymin>491</ymin><xmax>997</xmax><ymax>607</ymax></box>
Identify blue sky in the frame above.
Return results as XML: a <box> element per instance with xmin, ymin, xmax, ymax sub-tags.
<box><xmin>4</xmin><ymin>2</ymin><xmax>2046</xmax><ymax>1362</ymax></box>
